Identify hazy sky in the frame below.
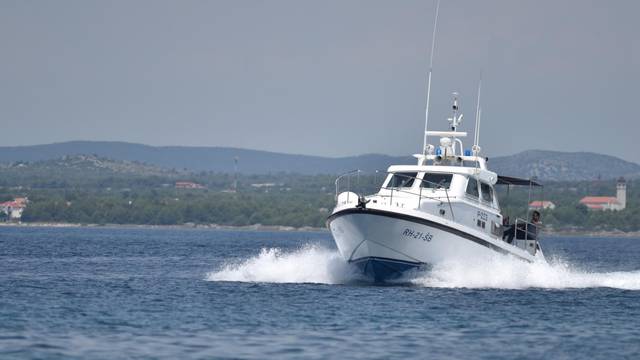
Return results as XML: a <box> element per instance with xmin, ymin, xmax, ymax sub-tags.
<box><xmin>1</xmin><ymin>1</ymin><xmax>638</xmax><ymax>162</ymax></box>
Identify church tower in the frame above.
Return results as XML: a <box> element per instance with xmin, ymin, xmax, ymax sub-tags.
<box><xmin>617</xmin><ymin>177</ymin><xmax>627</xmax><ymax>210</ymax></box>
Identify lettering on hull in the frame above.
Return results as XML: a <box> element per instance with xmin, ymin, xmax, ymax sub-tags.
<box><xmin>402</xmin><ymin>228</ymin><xmax>433</xmax><ymax>242</ymax></box>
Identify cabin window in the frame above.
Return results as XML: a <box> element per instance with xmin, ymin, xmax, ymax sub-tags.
<box><xmin>421</xmin><ymin>173</ymin><xmax>453</xmax><ymax>189</ymax></box>
<box><xmin>385</xmin><ymin>172</ymin><xmax>418</xmax><ymax>188</ymax></box>
<box><xmin>481</xmin><ymin>182</ymin><xmax>494</xmax><ymax>203</ymax></box>
<box><xmin>466</xmin><ymin>178</ymin><xmax>479</xmax><ymax>198</ymax></box>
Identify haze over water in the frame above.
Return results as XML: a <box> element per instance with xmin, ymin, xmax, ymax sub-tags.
<box><xmin>2</xmin><ymin>227</ymin><xmax>639</xmax><ymax>359</ymax></box>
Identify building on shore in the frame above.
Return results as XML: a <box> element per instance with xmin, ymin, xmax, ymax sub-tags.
<box><xmin>529</xmin><ymin>201</ymin><xmax>556</xmax><ymax>210</ymax></box>
<box><xmin>0</xmin><ymin>197</ymin><xmax>28</xmax><ymax>221</ymax></box>
<box><xmin>175</xmin><ymin>181</ymin><xmax>206</xmax><ymax>189</ymax></box>
<box><xmin>579</xmin><ymin>177</ymin><xmax>627</xmax><ymax>211</ymax></box>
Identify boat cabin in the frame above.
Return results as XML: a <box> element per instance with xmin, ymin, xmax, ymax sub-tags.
<box><xmin>333</xmin><ymin>93</ymin><xmax>544</xmax><ymax>256</ymax></box>
<box><xmin>378</xmin><ymin>163</ymin><xmax>499</xmax><ymax>211</ymax></box>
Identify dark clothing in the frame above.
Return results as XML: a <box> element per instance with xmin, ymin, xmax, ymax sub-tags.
<box><xmin>503</xmin><ymin>222</ymin><xmax>538</xmax><ymax>244</ymax></box>
<box><xmin>503</xmin><ymin>225</ymin><xmax>515</xmax><ymax>243</ymax></box>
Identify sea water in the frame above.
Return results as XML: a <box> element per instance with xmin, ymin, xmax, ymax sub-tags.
<box><xmin>1</xmin><ymin>226</ymin><xmax>639</xmax><ymax>359</ymax></box>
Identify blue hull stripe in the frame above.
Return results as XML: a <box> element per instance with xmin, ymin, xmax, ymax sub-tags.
<box><xmin>350</xmin><ymin>256</ymin><xmax>422</xmax><ymax>282</ymax></box>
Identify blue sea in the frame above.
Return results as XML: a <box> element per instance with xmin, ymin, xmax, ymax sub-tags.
<box><xmin>1</xmin><ymin>226</ymin><xmax>639</xmax><ymax>359</ymax></box>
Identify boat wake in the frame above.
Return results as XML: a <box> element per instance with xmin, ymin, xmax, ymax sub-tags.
<box><xmin>410</xmin><ymin>255</ymin><xmax>640</xmax><ymax>290</ymax></box>
<box><xmin>206</xmin><ymin>245</ymin><xmax>640</xmax><ymax>290</ymax></box>
<box><xmin>206</xmin><ymin>245</ymin><xmax>362</xmax><ymax>285</ymax></box>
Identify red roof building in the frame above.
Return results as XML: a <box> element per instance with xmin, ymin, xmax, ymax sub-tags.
<box><xmin>0</xmin><ymin>201</ymin><xmax>25</xmax><ymax>208</ymax></box>
<box><xmin>529</xmin><ymin>201</ymin><xmax>556</xmax><ymax>210</ymax></box>
<box><xmin>579</xmin><ymin>178</ymin><xmax>627</xmax><ymax>211</ymax></box>
<box><xmin>0</xmin><ymin>198</ymin><xmax>27</xmax><ymax>220</ymax></box>
<box><xmin>579</xmin><ymin>196</ymin><xmax>622</xmax><ymax>211</ymax></box>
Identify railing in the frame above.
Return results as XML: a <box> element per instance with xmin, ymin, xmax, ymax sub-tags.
<box><xmin>334</xmin><ymin>169</ymin><xmax>362</xmax><ymax>204</ymax></box>
<box><xmin>513</xmin><ymin>217</ymin><xmax>539</xmax><ymax>255</ymax></box>
<box><xmin>514</xmin><ymin>218</ymin><xmax>539</xmax><ymax>239</ymax></box>
<box><xmin>334</xmin><ymin>170</ymin><xmax>455</xmax><ymax>220</ymax></box>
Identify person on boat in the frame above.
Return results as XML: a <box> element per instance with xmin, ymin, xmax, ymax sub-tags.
<box><xmin>503</xmin><ymin>211</ymin><xmax>540</xmax><ymax>244</ymax></box>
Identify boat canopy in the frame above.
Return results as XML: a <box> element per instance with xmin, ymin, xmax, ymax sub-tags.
<box><xmin>496</xmin><ymin>175</ymin><xmax>542</xmax><ymax>187</ymax></box>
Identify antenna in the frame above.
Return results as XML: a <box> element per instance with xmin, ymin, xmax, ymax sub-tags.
<box><xmin>448</xmin><ymin>92</ymin><xmax>463</xmax><ymax>131</ymax></box>
<box><xmin>475</xmin><ymin>108</ymin><xmax>482</xmax><ymax>152</ymax></box>
<box><xmin>422</xmin><ymin>0</ymin><xmax>441</xmax><ymax>155</ymax></box>
<box><xmin>233</xmin><ymin>156</ymin><xmax>239</xmax><ymax>192</ymax></box>
<box><xmin>473</xmin><ymin>74</ymin><xmax>482</xmax><ymax>154</ymax></box>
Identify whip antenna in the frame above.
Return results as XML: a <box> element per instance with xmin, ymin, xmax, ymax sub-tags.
<box><xmin>473</xmin><ymin>73</ymin><xmax>482</xmax><ymax>152</ymax></box>
<box><xmin>422</xmin><ymin>0</ymin><xmax>441</xmax><ymax>155</ymax></box>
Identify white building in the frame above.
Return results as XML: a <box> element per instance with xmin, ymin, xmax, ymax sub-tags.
<box><xmin>529</xmin><ymin>201</ymin><xmax>556</xmax><ymax>210</ymax></box>
<box><xmin>579</xmin><ymin>177</ymin><xmax>627</xmax><ymax>211</ymax></box>
<box><xmin>0</xmin><ymin>197</ymin><xmax>28</xmax><ymax>220</ymax></box>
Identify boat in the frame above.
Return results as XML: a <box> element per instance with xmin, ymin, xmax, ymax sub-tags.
<box><xmin>326</xmin><ymin>0</ymin><xmax>545</xmax><ymax>281</ymax></box>
<box><xmin>327</xmin><ymin>93</ymin><xmax>546</xmax><ymax>281</ymax></box>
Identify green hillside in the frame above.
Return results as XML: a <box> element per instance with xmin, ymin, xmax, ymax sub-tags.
<box><xmin>1</xmin><ymin>155</ymin><xmax>638</xmax><ymax>231</ymax></box>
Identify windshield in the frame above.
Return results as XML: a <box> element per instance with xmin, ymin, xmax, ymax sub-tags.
<box><xmin>385</xmin><ymin>172</ymin><xmax>417</xmax><ymax>188</ymax></box>
<box><xmin>421</xmin><ymin>173</ymin><xmax>453</xmax><ymax>189</ymax></box>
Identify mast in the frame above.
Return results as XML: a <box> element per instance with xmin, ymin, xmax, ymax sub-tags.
<box><xmin>446</xmin><ymin>92</ymin><xmax>463</xmax><ymax>156</ymax></box>
<box><xmin>448</xmin><ymin>92</ymin><xmax>462</xmax><ymax>131</ymax></box>
<box><xmin>422</xmin><ymin>0</ymin><xmax>441</xmax><ymax>155</ymax></box>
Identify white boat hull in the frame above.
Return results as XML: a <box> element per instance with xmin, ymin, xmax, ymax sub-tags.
<box><xmin>327</xmin><ymin>207</ymin><xmax>541</xmax><ymax>281</ymax></box>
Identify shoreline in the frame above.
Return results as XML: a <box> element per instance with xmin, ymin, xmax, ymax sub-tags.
<box><xmin>2</xmin><ymin>222</ymin><xmax>640</xmax><ymax>238</ymax></box>
<box><xmin>543</xmin><ymin>229</ymin><xmax>640</xmax><ymax>238</ymax></box>
<box><xmin>0</xmin><ymin>221</ymin><xmax>327</xmax><ymax>233</ymax></box>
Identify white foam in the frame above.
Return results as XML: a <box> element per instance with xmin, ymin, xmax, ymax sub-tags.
<box><xmin>206</xmin><ymin>245</ymin><xmax>359</xmax><ymax>284</ymax></box>
<box><xmin>411</xmin><ymin>255</ymin><xmax>640</xmax><ymax>290</ymax></box>
<box><xmin>206</xmin><ymin>245</ymin><xmax>640</xmax><ymax>290</ymax></box>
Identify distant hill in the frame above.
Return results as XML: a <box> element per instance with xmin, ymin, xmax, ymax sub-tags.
<box><xmin>0</xmin><ymin>154</ymin><xmax>189</xmax><ymax>189</ymax></box>
<box><xmin>489</xmin><ymin>150</ymin><xmax>640</xmax><ymax>182</ymax></box>
<box><xmin>0</xmin><ymin>141</ymin><xmax>412</xmax><ymax>175</ymax></box>
<box><xmin>0</xmin><ymin>141</ymin><xmax>638</xmax><ymax>181</ymax></box>
<box><xmin>0</xmin><ymin>154</ymin><xmax>183</xmax><ymax>177</ymax></box>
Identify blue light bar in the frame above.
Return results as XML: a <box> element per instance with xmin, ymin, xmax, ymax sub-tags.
<box><xmin>464</xmin><ymin>149</ymin><xmax>472</xmax><ymax>156</ymax></box>
<box><xmin>435</xmin><ymin>148</ymin><xmax>442</xmax><ymax>155</ymax></box>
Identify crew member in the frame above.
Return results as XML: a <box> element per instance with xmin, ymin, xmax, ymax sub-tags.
<box><xmin>503</xmin><ymin>211</ymin><xmax>540</xmax><ymax>244</ymax></box>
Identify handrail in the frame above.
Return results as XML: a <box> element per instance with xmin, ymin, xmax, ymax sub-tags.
<box><xmin>513</xmin><ymin>217</ymin><xmax>540</xmax><ymax>254</ymax></box>
<box><xmin>378</xmin><ymin>186</ymin><xmax>454</xmax><ymax>202</ymax></box>
<box><xmin>384</xmin><ymin>171</ymin><xmax>450</xmax><ymax>191</ymax></box>
<box><xmin>335</xmin><ymin>169</ymin><xmax>361</xmax><ymax>200</ymax></box>
<box><xmin>444</xmin><ymin>186</ymin><xmax>455</xmax><ymax>221</ymax></box>
<box><xmin>514</xmin><ymin>218</ymin><xmax>539</xmax><ymax>238</ymax></box>
<box><xmin>380</xmin><ymin>171</ymin><xmax>456</xmax><ymax>220</ymax></box>
<box><xmin>333</xmin><ymin>170</ymin><xmax>456</xmax><ymax>220</ymax></box>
